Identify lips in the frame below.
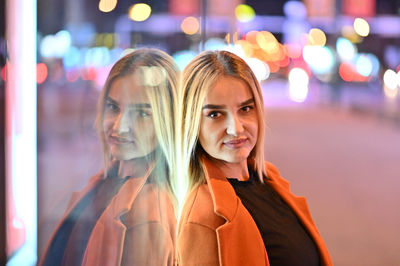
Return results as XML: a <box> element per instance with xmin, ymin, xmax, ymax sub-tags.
<box><xmin>223</xmin><ymin>138</ymin><xmax>247</xmax><ymax>148</ymax></box>
<box><xmin>108</xmin><ymin>135</ymin><xmax>135</xmax><ymax>145</ymax></box>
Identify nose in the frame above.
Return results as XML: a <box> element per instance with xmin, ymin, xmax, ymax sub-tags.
<box><xmin>226</xmin><ymin>114</ymin><xmax>244</xmax><ymax>136</ymax></box>
<box><xmin>113</xmin><ymin>111</ymin><xmax>131</xmax><ymax>134</ymax></box>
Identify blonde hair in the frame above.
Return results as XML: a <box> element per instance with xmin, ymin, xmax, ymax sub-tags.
<box><xmin>179</xmin><ymin>50</ymin><xmax>266</xmax><ymax>191</ymax></box>
<box><xmin>96</xmin><ymin>48</ymin><xmax>179</xmax><ymax>201</ymax></box>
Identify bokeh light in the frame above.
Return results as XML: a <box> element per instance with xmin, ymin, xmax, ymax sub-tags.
<box><xmin>181</xmin><ymin>16</ymin><xmax>199</xmax><ymax>35</ymax></box>
<box><xmin>339</xmin><ymin>62</ymin><xmax>355</xmax><ymax>82</ymax></box>
<box><xmin>129</xmin><ymin>3</ymin><xmax>151</xmax><ymax>21</ymax></box>
<box><xmin>245</xmin><ymin>57</ymin><xmax>270</xmax><ymax>81</ymax></box>
<box><xmin>204</xmin><ymin>38</ymin><xmax>227</xmax><ymax>51</ymax></box>
<box><xmin>284</xmin><ymin>44</ymin><xmax>302</xmax><ymax>59</ymax></box>
<box><xmin>173</xmin><ymin>50</ymin><xmax>197</xmax><ymax>70</ymax></box>
<box><xmin>355</xmin><ymin>54</ymin><xmax>373</xmax><ymax>77</ymax></box>
<box><xmin>36</xmin><ymin>63</ymin><xmax>48</xmax><ymax>84</ymax></box>
<box><xmin>1</xmin><ymin>64</ymin><xmax>7</xmax><ymax>81</ymax></box>
<box><xmin>336</xmin><ymin>37</ymin><xmax>357</xmax><ymax>62</ymax></box>
<box><xmin>283</xmin><ymin>0</ymin><xmax>307</xmax><ymax>19</ymax></box>
<box><xmin>98</xmin><ymin>0</ymin><xmax>117</xmax><ymax>13</ymax></box>
<box><xmin>288</xmin><ymin>68</ymin><xmax>309</xmax><ymax>102</ymax></box>
<box><xmin>353</xmin><ymin>18</ymin><xmax>370</xmax><ymax>37</ymax></box>
<box><xmin>308</xmin><ymin>28</ymin><xmax>326</xmax><ymax>46</ymax></box>
<box><xmin>40</xmin><ymin>30</ymin><xmax>72</xmax><ymax>58</ymax></box>
<box><xmin>383</xmin><ymin>85</ymin><xmax>398</xmax><ymax>99</ymax></box>
<box><xmin>256</xmin><ymin>31</ymin><xmax>279</xmax><ymax>55</ymax></box>
<box><xmin>383</xmin><ymin>69</ymin><xmax>398</xmax><ymax>90</ymax></box>
<box><xmin>303</xmin><ymin>45</ymin><xmax>335</xmax><ymax>74</ymax></box>
<box><xmin>235</xmin><ymin>4</ymin><xmax>255</xmax><ymax>23</ymax></box>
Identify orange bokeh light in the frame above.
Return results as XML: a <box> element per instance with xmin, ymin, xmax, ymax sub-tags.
<box><xmin>181</xmin><ymin>16</ymin><xmax>199</xmax><ymax>35</ymax></box>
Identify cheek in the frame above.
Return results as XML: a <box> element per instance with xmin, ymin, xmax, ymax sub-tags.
<box><xmin>102</xmin><ymin>117</ymin><xmax>113</xmax><ymax>132</ymax></box>
<box><xmin>199</xmin><ymin>120</ymin><xmax>223</xmax><ymax>148</ymax></box>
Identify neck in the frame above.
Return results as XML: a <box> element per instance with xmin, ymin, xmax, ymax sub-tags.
<box><xmin>118</xmin><ymin>157</ymin><xmax>151</xmax><ymax>178</ymax></box>
<box><xmin>208</xmin><ymin>157</ymin><xmax>249</xmax><ymax>181</ymax></box>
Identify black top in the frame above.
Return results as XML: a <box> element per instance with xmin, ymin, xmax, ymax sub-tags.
<box><xmin>227</xmin><ymin>169</ymin><xmax>320</xmax><ymax>266</ymax></box>
<box><xmin>42</xmin><ymin>173</ymin><xmax>129</xmax><ymax>266</ymax></box>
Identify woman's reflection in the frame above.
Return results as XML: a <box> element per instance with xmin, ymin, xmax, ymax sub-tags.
<box><xmin>40</xmin><ymin>48</ymin><xmax>178</xmax><ymax>266</ymax></box>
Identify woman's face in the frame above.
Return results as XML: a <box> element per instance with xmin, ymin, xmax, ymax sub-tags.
<box><xmin>102</xmin><ymin>72</ymin><xmax>157</xmax><ymax>161</ymax></box>
<box><xmin>199</xmin><ymin>75</ymin><xmax>258</xmax><ymax>165</ymax></box>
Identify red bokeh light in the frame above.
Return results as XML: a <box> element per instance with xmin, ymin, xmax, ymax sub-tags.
<box><xmin>36</xmin><ymin>63</ymin><xmax>48</xmax><ymax>84</ymax></box>
<box><xmin>1</xmin><ymin>64</ymin><xmax>7</xmax><ymax>81</ymax></box>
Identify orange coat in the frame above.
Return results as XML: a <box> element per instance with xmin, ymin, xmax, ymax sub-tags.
<box><xmin>40</xmin><ymin>167</ymin><xmax>176</xmax><ymax>266</ymax></box>
<box><xmin>177</xmin><ymin>159</ymin><xmax>332</xmax><ymax>266</ymax></box>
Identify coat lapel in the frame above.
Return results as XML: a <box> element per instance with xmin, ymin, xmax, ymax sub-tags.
<box><xmin>202</xmin><ymin>157</ymin><xmax>269</xmax><ymax>266</ymax></box>
<box><xmin>82</xmin><ymin>164</ymin><xmax>154</xmax><ymax>266</ymax></box>
<box><xmin>265</xmin><ymin>162</ymin><xmax>332</xmax><ymax>265</ymax></box>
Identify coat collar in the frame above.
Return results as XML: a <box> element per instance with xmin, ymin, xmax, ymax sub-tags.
<box><xmin>202</xmin><ymin>156</ymin><xmax>238</xmax><ymax>222</ymax></box>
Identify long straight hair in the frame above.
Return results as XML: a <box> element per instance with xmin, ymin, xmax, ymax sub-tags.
<box><xmin>178</xmin><ymin>50</ymin><xmax>267</xmax><ymax>192</ymax></box>
<box><xmin>96</xmin><ymin>48</ymin><xmax>179</xmax><ymax>203</ymax></box>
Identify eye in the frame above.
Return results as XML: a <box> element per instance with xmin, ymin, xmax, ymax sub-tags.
<box><xmin>207</xmin><ymin>111</ymin><xmax>222</xmax><ymax>119</ymax></box>
<box><xmin>137</xmin><ymin>110</ymin><xmax>152</xmax><ymax>118</ymax></box>
<box><xmin>241</xmin><ymin>105</ymin><xmax>254</xmax><ymax>113</ymax></box>
<box><xmin>105</xmin><ymin>102</ymin><xmax>119</xmax><ymax>113</ymax></box>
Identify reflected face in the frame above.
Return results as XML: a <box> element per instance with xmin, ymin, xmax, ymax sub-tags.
<box><xmin>199</xmin><ymin>75</ymin><xmax>258</xmax><ymax>165</ymax></box>
<box><xmin>102</xmin><ymin>73</ymin><xmax>157</xmax><ymax>161</ymax></box>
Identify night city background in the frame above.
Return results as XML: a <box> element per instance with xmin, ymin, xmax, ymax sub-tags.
<box><xmin>1</xmin><ymin>0</ymin><xmax>400</xmax><ymax>265</ymax></box>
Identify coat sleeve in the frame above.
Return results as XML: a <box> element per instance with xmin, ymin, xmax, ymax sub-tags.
<box><xmin>178</xmin><ymin>223</ymin><xmax>220</xmax><ymax>266</ymax></box>
<box><xmin>121</xmin><ymin>222</ymin><xmax>175</xmax><ymax>266</ymax></box>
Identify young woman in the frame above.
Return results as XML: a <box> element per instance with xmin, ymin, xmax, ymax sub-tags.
<box><xmin>177</xmin><ymin>50</ymin><xmax>332</xmax><ymax>266</ymax></box>
<box><xmin>40</xmin><ymin>49</ymin><xmax>178</xmax><ymax>266</ymax></box>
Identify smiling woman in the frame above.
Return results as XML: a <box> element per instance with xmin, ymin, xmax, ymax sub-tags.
<box><xmin>177</xmin><ymin>50</ymin><xmax>333</xmax><ymax>266</ymax></box>
<box><xmin>39</xmin><ymin>49</ymin><xmax>179</xmax><ymax>266</ymax></box>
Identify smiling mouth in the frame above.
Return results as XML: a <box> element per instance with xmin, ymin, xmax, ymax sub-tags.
<box><xmin>223</xmin><ymin>138</ymin><xmax>247</xmax><ymax>148</ymax></box>
<box><xmin>109</xmin><ymin>135</ymin><xmax>135</xmax><ymax>145</ymax></box>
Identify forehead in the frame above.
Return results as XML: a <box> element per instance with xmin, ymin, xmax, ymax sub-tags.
<box><xmin>108</xmin><ymin>72</ymin><xmax>149</xmax><ymax>104</ymax></box>
<box><xmin>204</xmin><ymin>76</ymin><xmax>253</xmax><ymax>104</ymax></box>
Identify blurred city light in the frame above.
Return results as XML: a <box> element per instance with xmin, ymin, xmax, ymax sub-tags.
<box><xmin>98</xmin><ymin>0</ymin><xmax>117</xmax><ymax>13</ymax></box>
<box><xmin>245</xmin><ymin>57</ymin><xmax>270</xmax><ymax>81</ymax></box>
<box><xmin>173</xmin><ymin>50</ymin><xmax>197</xmax><ymax>70</ymax></box>
<box><xmin>308</xmin><ymin>28</ymin><xmax>326</xmax><ymax>46</ymax></box>
<box><xmin>336</xmin><ymin>37</ymin><xmax>357</xmax><ymax>62</ymax></box>
<box><xmin>256</xmin><ymin>31</ymin><xmax>279</xmax><ymax>55</ymax></box>
<box><xmin>283</xmin><ymin>1</ymin><xmax>307</xmax><ymax>19</ymax></box>
<box><xmin>1</xmin><ymin>63</ymin><xmax>7</xmax><ymax>81</ymax></box>
<box><xmin>235</xmin><ymin>40</ymin><xmax>254</xmax><ymax>58</ymax></box>
<box><xmin>303</xmin><ymin>45</ymin><xmax>335</xmax><ymax>75</ymax></box>
<box><xmin>339</xmin><ymin>62</ymin><xmax>355</xmax><ymax>82</ymax></box>
<box><xmin>84</xmin><ymin>47</ymin><xmax>111</xmax><ymax>68</ymax></box>
<box><xmin>181</xmin><ymin>16</ymin><xmax>199</xmax><ymax>35</ymax></box>
<box><xmin>366</xmin><ymin>53</ymin><xmax>380</xmax><ymax>77</ymax></box>
<box><xmin>288</xmin><ymin>68</ymin><xmax>309</xmax><ymax>102</ymax></box>
<box><xmin>383</xmin><ymin>69</ymin><xmax>398</xmax><ymax>90</ymax></box>
<box><xmin>66</xmin><ymin>69</ymin><xmax>80</xmax><ymax>83</ymax></box>
<box><xmin>355</xmin><ymin>54</ymin><xmax>373</xmax><ymax>77</ymax></box>
<box><xmin>204</xmin><ymin>38</ymin><xmax>227</xmax><ymax>51</ymax></box>
<box><xmin>353</xmin><ymin>18</ymin><xmax>370</xmax><ymax>37</ymax></box>
<box><xmin>129</xmin><ymin>3</ymin><xmax>151</xmax><ymax>21</ymax></box>
<box><xmin>36</xmin><ymin>63</ymin><xmax>48</xmax><ymax>84</ymax></box>
<box><xmin>284</xmin><ymin>44</ymin><xmax>302</xmax><ymax>59</ymax></box>
<box><xmin>63</xmin><ymin>46</ymin><xmax>81</xmax><ymax>69</ymax></box>
<box><xmin>40</xmin><ymin>30</ymin><xmax>72</xmax><ymax>58</ymax></box>
<box><xmin>397</xmin><ymin>70</ymin><xmax>400</xmax><ymax>87</ymax></box>
<box><xmin>235</xmin><ymin>4</ymin><xmax>255</xmax><ymax>23</ymax></box>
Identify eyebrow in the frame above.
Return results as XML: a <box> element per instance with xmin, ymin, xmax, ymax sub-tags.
<box><xmin>105</xmin><ymin>96</ymin><xmax>151</xmax><ymax>108</ymax></box>
<box><xmin>202</xmin><ymin>98</ymin><xmax>255</xmax><ymax>110</ymax></box>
